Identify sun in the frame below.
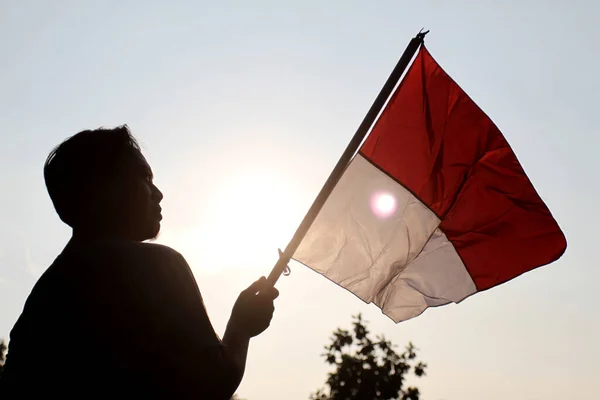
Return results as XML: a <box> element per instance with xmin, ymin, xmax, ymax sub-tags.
<box><xmin>159</xmin><ymin>169</ymin><xmax>303</xmax><ymax>276</ymax></box>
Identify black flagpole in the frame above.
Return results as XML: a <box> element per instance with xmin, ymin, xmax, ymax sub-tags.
<box><xmin>267</xmin><ymin>29</ymin><xmax>429</xmax><ymax>286</ymax></box>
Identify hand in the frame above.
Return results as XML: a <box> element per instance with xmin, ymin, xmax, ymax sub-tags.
<box><xmin>228</xmin><ymin>277</ymin><xmax>279</xmax><ymax>339</ymax></box>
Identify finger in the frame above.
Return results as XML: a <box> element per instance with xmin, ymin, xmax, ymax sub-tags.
<box><xmin>243</xmin><ymin>276</ymin><xmax>267</xmax><ymax>295</ymax></box>
<box><xmin>257</xmin><ymin>305</ymin><xmax>274</xmax><ymax>320</ymax></box>
<box><xmin>256</xmin><ymin>305</ymin><xmax>274</xmax><ymax>320</ymax></box>
<box><xmin>268</xmin><ymin>287</ymin><xmax>280</xmax><ymax>300</ymax></box>
<box><xmin>258</xmin><ymin>286</ymin><xmax>279</xmax><ymax>300</ymax></box>
<box><xmin>254</xmin><ymin>293</ymin><xmax>276</xmax><ymax>311</ymax></box>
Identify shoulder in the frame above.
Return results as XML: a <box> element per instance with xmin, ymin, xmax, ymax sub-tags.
<box><xmin>70</xmin><ymin>239</ymin><xmax>185</xmax><ymax>264</ymax></box>
<box><xmin>113</xmin><ymin>241</ymin><xmax>186</xmax><ymax>264</ymax></box>
<box><xmin>58</xmin><ymin>239</ymin><xmax>191</xmax><ymax>283</ymax></box>
<box><xmin>57</xmin><ymin>240</ymin><xmax>200</xmax><ymax>305</ymax></box>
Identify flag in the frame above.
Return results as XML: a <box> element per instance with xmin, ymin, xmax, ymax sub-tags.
<box><xmin>292</xmin><ymin>45</ymin><xmax>567</xmax><ymax>323</ymax></box>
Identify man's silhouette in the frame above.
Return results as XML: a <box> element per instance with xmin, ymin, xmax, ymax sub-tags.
<box><xmin>0</xmin><ymin>126</ymin><xmax>278</xmax><ymax>399</ymax></box>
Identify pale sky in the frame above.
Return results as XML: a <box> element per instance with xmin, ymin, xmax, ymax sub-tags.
<box><xmin>1</xmin><ymin>1</ymin><xmax>599</xmax><ymax>399</ymax></box>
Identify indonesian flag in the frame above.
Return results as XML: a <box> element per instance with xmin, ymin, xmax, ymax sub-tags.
<box><xmin>292</xmin><ymin>46</ymin><xmax>567</xmax><ymax>322</ymax></box>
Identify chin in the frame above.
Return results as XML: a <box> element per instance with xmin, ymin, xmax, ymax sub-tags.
<box><xmin>134</xmin><ymin>221</ymin><xmax>161</xmax><ymax>242</ymax></box>
<box><xmin>148</xmin><ymin>221</ymin><xmax>162</xmax><ymax>240</ymax></box>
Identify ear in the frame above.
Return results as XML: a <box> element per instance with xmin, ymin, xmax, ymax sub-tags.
<box><xmin>84</xmin><ymin>179</ymin><xmax>122</xmax><ymax>210</ymax></box>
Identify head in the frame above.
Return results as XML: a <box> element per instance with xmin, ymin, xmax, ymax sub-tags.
<box><xmin>44</xmin><ymin>125</ymin><xmax>163</xmax><ymax>242</ymax></box>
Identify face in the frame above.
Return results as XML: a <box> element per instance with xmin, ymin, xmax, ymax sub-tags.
<box><xmin>113</xmin><ymin>150</ymin><xmax>164</xmax><ymax>241</ymax></box>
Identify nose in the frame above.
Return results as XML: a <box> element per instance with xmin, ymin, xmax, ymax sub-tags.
<box><xmin>152</xmin><ymin>184</ymin><xmax>164</xmax><ymax>202</ymax></box>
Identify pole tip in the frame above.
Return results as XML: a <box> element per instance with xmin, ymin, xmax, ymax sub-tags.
<box><xmin>416</xmin><ymin>28</ymin><xmax>430</xmax><ymax>41</ymax></box>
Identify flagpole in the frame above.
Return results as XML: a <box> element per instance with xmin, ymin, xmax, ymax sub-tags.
<box><xmin>267</xmin><ymin>29</ymin><xmax>429</xmax><ymax>286</ymax></box>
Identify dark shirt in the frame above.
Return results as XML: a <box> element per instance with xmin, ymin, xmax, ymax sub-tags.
<box><xmin>0</xmin><ymin>238</ymin><xmax>223</xmax><ymax>399</ymax></box>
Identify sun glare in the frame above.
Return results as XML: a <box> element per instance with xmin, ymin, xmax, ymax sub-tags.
<box><xmin>160</xmin><ymin>170</ymin><xmax>302</xmax><ymax>276</ymax></box>
<box><xmin>370</xmin><ymin>191</ymin><xmax>397</xmax><ymax>219</ymax></box>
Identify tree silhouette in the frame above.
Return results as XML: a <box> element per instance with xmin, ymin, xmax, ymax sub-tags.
<box><xmin>311</xmin><ymin>314</ymin><xmax>426</xmax><ymax>400</ymax></box>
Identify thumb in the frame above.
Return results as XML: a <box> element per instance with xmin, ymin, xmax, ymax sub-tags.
<box><xmin>242</xmin><ymin>276</ymin><xmax>267</xmax><ymax>295</ymax></box>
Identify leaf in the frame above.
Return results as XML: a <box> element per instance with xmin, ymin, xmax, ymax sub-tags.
<box><xmin>312</xmin><ymin>316</ymin><xmax>427</xmax><ymax>400</ymax></box>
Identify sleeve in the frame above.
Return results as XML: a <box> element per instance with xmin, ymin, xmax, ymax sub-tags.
<box><xmin>69</xmin><ymin>243</ymin><xmax>231</xmax><ymax>397</ymax></box>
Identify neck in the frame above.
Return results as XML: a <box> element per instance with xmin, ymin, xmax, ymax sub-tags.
<box><xmin>72</xmin><ymin>225</ymin><xmax>138</xmax><ymax>242</ymax></box>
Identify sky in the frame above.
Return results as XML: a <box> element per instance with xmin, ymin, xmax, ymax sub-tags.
<box><xmin>1</xmin><ymin>1</ymin><xmax>599</xmax><ymax>399</ymax></box>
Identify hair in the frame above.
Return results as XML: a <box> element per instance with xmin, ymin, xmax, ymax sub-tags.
<box><xmin>44</xmin><ymin>125</ymin><xmax>142</xmax><ymax>228</ymax></box>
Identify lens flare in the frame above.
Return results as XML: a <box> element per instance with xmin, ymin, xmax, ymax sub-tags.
<box><xmin>370</xmin><ymin>192</ymin><xmax>397</xmax><ymax>218</ymax></box>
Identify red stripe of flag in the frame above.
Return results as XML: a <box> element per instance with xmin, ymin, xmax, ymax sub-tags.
<box><xmin>360</xmin><ymin>46</ymin><xmax>566</xmax><ymax>290</ymax></box>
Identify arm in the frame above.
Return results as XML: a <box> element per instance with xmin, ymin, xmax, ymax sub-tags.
<box><xmin>221</xmin><ymin>324</ymin><xmax>250</xmax><ymax>390</ymax></box>
<box><xmin>71</xmin><ymin>244</ymin><xmax>276</xmax><ymax>399</ymax></box>
<box><xmin>220</xmin><ymin>277</ymin><xmax>279</xmax><ymax>392</ymax></box>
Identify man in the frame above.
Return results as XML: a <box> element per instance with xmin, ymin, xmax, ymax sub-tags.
<box><xmin>0</xmin><ymin>126</ymin><xmax>278</xmax><ymax>399</ymax></box>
